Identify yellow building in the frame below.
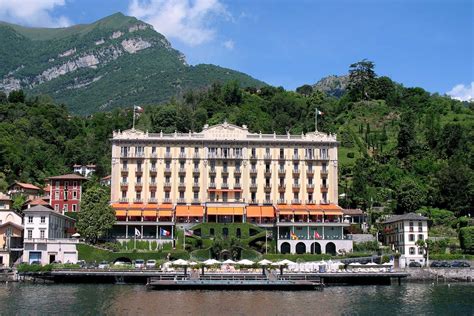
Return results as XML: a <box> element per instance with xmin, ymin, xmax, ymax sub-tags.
<box><xmin>109</xmin><ymin>122</ymin><xmax>351</xmax><ymax>253</ymax></box>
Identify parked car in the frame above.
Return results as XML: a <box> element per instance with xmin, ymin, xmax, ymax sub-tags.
<box><xmin>440</xmin><ymin>261</ymin><xmax>451</xmax><ymax>268</ymax></box>
<box><xmin>408</xmin><ymin>261</ymin><xmax>422</xmax><ymax>268</ymax></box>
<box><xmin>98</xmin><ymin>261</ymin><xmax>109</xmax><ymax>269</ymax></box>
<box><xmin>77</xmin><ymin>260</ymin><xmax>86</xmax><ymax>268</ymax></box>
<box><xmin>146</xmin><ymin>260</ymin><xmax>157</xmax><ymax>269</ymax></box>
<box><xmin>134</xmin><ymin>259</ymin><xmax>145</xmax><ymax>269</ymax></box>
<box><xmin>451</xmin><ymin>261</ymin><xmax>470</xmax><ymax>268</ymax></box>
<box><xmin>430</xmin><ymin>261</ymin><xmax>442</xmax><ymax>268</ymax></box>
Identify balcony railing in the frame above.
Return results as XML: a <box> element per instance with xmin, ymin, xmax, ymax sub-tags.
<box><xmin>264</xmin><ymin>170</ymin><xmax>272</xmax><ymax>177</ymax></box>
<box><xmin>249</xmin><ymin>199</ymin><xmax>258</xmax><ymax>204</ymax></box>
<box><xmin>321</xmin><ymin>184</ymin><xmax>328</xmax><ymax>192</ymax></box>
<box><xmin>277</xmin><ymin>199</ymin><xmax>286</xmax><ymax>204</ymax></box>
<box><xmin>250</xmin><ymin>168</ymin><xmax>258</xmax><ymax>175</ymax></box>
<box><xmin>278</xmin><ymin>184</ymin><xmax>286</xmax><ymax>192</ymax></box>
<box><xmin>119</xmin><ymin>198</ymin><xmax>128</xmax><ymax>203</ymax></box>
<box><xmin>264</xmin><ymin>185</ymin><xmax>271</xmax><ymax>192</ymax></box>
<box><xmin>178</xmin><ymin>168</ymin><xmax>186</xmax><ymax>175</ymax></box>
<box><xmin>278</xmin><ymin>155</ymin><xmax>285</xmax><ymax>161</ymax></box>
<box><xmin>306</xmin><ymin>199</ymin><xmax>315</xmax><ymax>204</ymax></box>
<box><xmin>179</xmin><ymin>152</ymin><xmax>186</xmax><ymax>159</ymax></box>
<box><xmin>292</xmin><ymin>154</ymin><xmax>299</xmax><ymax>160</ymax></box>
<box><xmin>221</xmin><ymin>183</ymin><xmax>229</xmax><ymax>189</ymax></box>
<box><xmin>320</xmin><ymin>169</ymin><xmax>328</xmax><ymax>178</ymax></box>
<box><xmin>307</xmin><ymin>169</ymin><xmax>314</xmax><ymax>177</ymax></box>
<box><xmin>292</xmin><ymin>169</ymin><xmax>300</xmax><ymax>177</ymax></box>
<box><xmin>209</xmin><ymin>168</ymin><xmax>217</xmax><ymax>176</ymax></box>
<box><xmin>163</xmin><ymin>182</ymin><xmax>171</xmax><ymax>189</ymax></box>
<box><xmin>221</xmin><ymin>169</ymin><xmax>229</xmax><ymax>176</ymax></box>
<box><xmin>264</xmin><ymin>153</ymin><xmax>272</xmax><ymax>160</ymax></box>
<box><xmin>120</xmin><ymin>182</ymin><xmax>128</xmax><ymax>187</ymax></box>
<box><xmin>250</xmin><ymin>153</ymin><xmax>257</xmax><ymax>160</ymax></box>
<box><xmin>193</xmin><ymin>168</ymin><xmax>200</xmax><ymax>175</ymax></box>
<box><xmin>24</xmin><ymin>238</ymin><xmax>78</xmax><ymax>244</ymax></box>
<box><xmin>150</xmin><ymin>167</ymin><xmax>157</xmax><ymax>174</ymax></box>
<box><xmin>135</xmin><ymin>167</ymin><xmax>143</xmax><ymax>174</ymax></box>
<box><xmin>135</xmin><ymin>152</ymin><xmax>145</xmax><ymax>158</ymax></box>
<box><xmin>320</xmin><ymin>199</ymin><xmax>329</xmax><ymax>205</ymax></box>
<box><xmin>149</xmin><ymin>182</ymin><xmax>157</xmax><ymax>188</ymax></box>
<box><xmin>291</xmin><ymin>199</ymin><xmax>301</xmax><ymax>204</ymax></box>
<box><xmin>209</xmin><ymin>182</ymin><xmax>217</xmax><ymax>189</ymax></box>
<box><xmin>192</xmin><ymin>199</ymin><xmax>201</xmax><ymax>204</ymax></box>
<box><xmin>164</xmin><ymin>168</ymin><xmax>172</xmax><ymax>175</ymax></box>
<box><xmin>263</xmin><ymin>199</ymin><xmax>273</xmax><ymax>205</ymax></box>
<box><xmin>149</xmin><ymin>198</ymin><xmax>158</xmax><ymax>203</ymax></box>
<box><xmin>177</xmin><ymin>198</ymin><xmax>186</xmax><ymax>204</ymax></box>
<box><xmin>234</xmin><ymin>183</ymin><xmax>241</xmax><ymax>189</ymax></box>
<box><xmin>193</xmin><ymin>153</ymin><xmax>200</xmax><ymax>159</ymax></box>
<box><xmin>121</xmin><ymin>167</ymin><xmax>128</xmax><ymax>173</ymax></box>
<box><xmin>234</xmin><ymin>169</ymin><xmax>242</xmax><ymax>176</ymax></box>
<box><xmin>278</xmin><ymin>169</ymin><xmax>286</xmax><ymax>176</ymax></box>
<box><xmin>120</xmin><ymin>152</ymin><xmax>129</xmax><ymax>158</ymax></box>
<box><xmin>134</xmin><ymin>198</ymin><xmax>143</xmax><ymax>203</ymax></box>
<box><xmin>164</xmin><ymin>152</ymin><xmax>172</xmax><ymax>159</ymax></box>
<box><xmin>150</xmin><ymin>152</ymin><xmax>158</xmax><ymax>159</ymax></box>
<box><xmin>163</xmin><ymin>198</ymin><xmax>172</xmax><ymax>204</ymax></box>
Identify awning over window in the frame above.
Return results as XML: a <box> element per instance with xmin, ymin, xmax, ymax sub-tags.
<box><xmin>260</xmin><ymin>206</ymin><xmax>275</xmax><ymax>217</ymax></box>
<box><xmin>175</xmin><ymin>205</ymin><xmax>188</xmax><ymax>217</ymax></box>
<box><xmin>158</xmin><ymin>210</ymin><xmax>173</xmax><ymax>217</ymax></box>
<box><xmin>143</xmin><ymin>210</ymin><xmax>157</xmax><ymax>217</ymax></box>
<box><xmin>294</xmin><ymin>210</ymin><xmax>309</xmax><ymax>215</ymax></box>
<box><xmin>246</xmin><ymin>206</ymin><xmax>261</xmax><ymax>217</ymax></box>
<box><xmin>323</xmin><ymin>210</ymin><xmax>343</xmax><ymax>216</ymax></box>
<box><xmin>115</xmin><ymin>210</ymin><xmax>127</xmax><ymax>217</ymax></box>
<box><xmin>207</xmin><ymin>207</ymin><xmax>236</xmax><ymax>215</ymax></box>
<box><xmin>307</xmin><ymin>205</ymin><xmax>323</xmax><ymax>215</ymax></box>
<box><xmin>129</xmin><ymin>204</ymin><xmax>145</xmax><ymax>209</ymax></box>
<box><xmin>188</xmin><ymin>206</ymin><xmax>204</xmax><ymax>217</ymax></box>
<box><xmin>232</xmin><ymin>207</ymin><xmax>244</xmax><ymax>215</ymax></box>
<box><xmin>128</xmin><ymin>210</ymin><xmax>142</xmax><ymax>216</ymax></box>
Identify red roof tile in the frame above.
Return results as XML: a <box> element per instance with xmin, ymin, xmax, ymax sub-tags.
<box><xmin>47</xmin><ymin>174</ymin><xmax>87</xmax><ymax>180</ymax></box>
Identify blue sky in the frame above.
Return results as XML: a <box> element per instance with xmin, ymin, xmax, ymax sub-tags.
<box><xmin>0</xmin><ymin>0</ymin><xmax>472</xmax><ymax>99</ymax></box>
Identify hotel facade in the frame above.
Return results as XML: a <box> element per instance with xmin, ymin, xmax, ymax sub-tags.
<box><xmin>110</xmin><ymin>122</ymin><xmax>352</xmax><ymax>254</ymax></box>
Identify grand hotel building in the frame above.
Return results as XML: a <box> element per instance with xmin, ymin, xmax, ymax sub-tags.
<box><xmin>110</xmin><ymin>122</ymin><xmax>352</xmax><ymax>254</ymax></box>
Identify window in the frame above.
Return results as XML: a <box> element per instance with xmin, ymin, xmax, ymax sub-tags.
<box><xmin>63</xmin><ymin>205</ymin><xmax>68</xmax><ymax>212</ymax></box>
<box><xmin>136</xmin><ymin>176</ymin><xmax>142</xmax><ymax>184</ymax></box>
<box><xmin>122</xmin><ymin>176</ymin><xmax>127</xmax><ymax>183</ymax></box>
<box><xmin>152</xmin><ymin>146</ymin><xmax>156</xmax><ymax>153</ymax></box>
<box><xmin>308</xmin><ymin>193</ymin><xmax>313</xmax><ymax>201</ymax></box>
<box><xmin>121</xmin><ymin>146</ymin><xmax>129</xmax><ymax>156</ymax></box>
<box><xmin>409</xmin><ymin>247</ymin><xmax>415</xmax><ymax>255</ymax></box>
<box><xmin>279</xmin><ymin>148</ymin><xmax>284</xmax><ymax>158</ymax></box>
<box><xmin>151</xmin><ymin>176</ymin><xmax>156</xmax><ymax>183</ymax></box>
<box><xmin>418</xmin><ymin>248</ymin><xmax>424</xmax><ymax>255</ymax></box>
<box><xmin>165</xmin><ymin>161</ymin><xmax>171</xmax><ymax>169</ymax></box>
<box><xmin>235</xmin><ymin>177</ymin><xmax>240</xmax><ymax>184</ymax></box>
<box><xmin>235</xmin><ymin>192</ymin><xmax>241</xmax><ymax>201</ymax></box>
<box><xmin>64</xmin><ymin>191</ymin><xmax>68</xmax><ymax>199</ymax></box>
<box><xmin>180</xmin><ymin>162</ymin><xmax>185</xmax><ymax>169</ymax></box>
<box><xmin>194</xmin><ymin>147</ymin><xmax>199</xmax><ymax>153</ymax></box>
<box><xmin>223</xmin><ymin>177</ymin><xmax>228</xmax><ymax>184</ymax></box>
<box><xmin>28</xmin><ymin>216</ymin><xmax>33</xmax><ymax>223</ymax></box>
<box><xmin>55</xmin><ymin>191</ymin><xmax>59</xmax><ymax>200</ymax></box>
<box><xmin>54</xmin><ymin>205</ymin><xmax>59</xmax><ymax>212</ymax></box>
<box><xmin>40</xmin><ymin>230</ymin><xmax>45</xmax><ymax>239</ymax></box>
<box><xmin>194</xmin><ymin>176</ymin><xmax>199</xmax><ymax>183</ymax></box>
<box><xmin>72</xmin><ymin>204</ymin><xmax>77</xmax><ymax>212</ymax></box>
<box><xmin>166</xmin><ymin>146</ymin><xmax>170</xmax><ymax>153</ymax></box>
<box><xmin>418</xmin><ymin>234</ymin><xmax>424</xmax><ymax>241</ymax></box>
<box><xmin>418</xmin><ymin>222</ymin><xmax>423</xmax><ymax>232</ymax></box>
<box><xmin>180</xmin><ymin>176</ymin><xmax>185</xmax><ymax>183</ymax></box>
<box><xmin>121</xmin><ymin>191</ymin><xmax>127</xmax><ymax>198</ymax></box>
<box><xmin>307</xmin><ymin>163</ymin><xmax>313</xmax><ymax>171</ymax></box>
<box><xmin>180</xmin><ymin>147</ymin><xmax>185</xmax><ymax>153</ymax></box>
<box><xmin>251</xmin><ymin>148</ymin><xmax>256</xmax><ymax>156</ymax></box>
<box><xmin>210</xmin><ymin>176</ymin><xmax>215</xmax><ymax>183</ymax></box>
<box><xmin>151</xmin><ymin>161</ymin><xmax>156</xmax><ymax>169</ymax></box>
<box><xmin>73</xmin><ymin>181</ymin><xmax>78</xmax><ymax>188</ymax></box>
<box><xmin>194</xmin><ymin>162</ymin><xmax>199</xmax><ymax>169</ymax></box>
<box><xmin>194</xmin><ymin>192</ymin><xmax>199</xmax><ymax>199</ymax></box>
<box><xmin>55</xmin><ymin>181</ymin><xmax>60</xmax><ymax>189</ymax></box>
<box><xmin>150</xmin><ymin>191</ymin><xmax>156</xmax><ymax>198</ymax></box>
<box><xmin>293</xmin><ymin>162</ymin><xmax>298</xmax><ymax>171</ymax></box>
<box><xmin>179</xmin><ymin>192</ymin><xmax>185</xmax><ymax>199</ymax></box>
<box><xmin>265</xmin><ymin>193</ymin><xmax>270</xmax><ymax>201</ymax></box>
<box><xmin>40</xmin><ymin>216</ymin><xmax>45</xmax><ymax>223</ymax></box>
<box><xmin>165</xmin><ymin>192</ymin><xmax>170</xmax><ymax>199</ymax></box>
<box><xmin>280</xmin><ymin>193</ymin><xmax>284</xmax><ymax>200</ymax></box>
<box><xmin>409</xmin><ymin>234</ymin><xmax>415</xmax><ymax>242</ymax></box>
<box><xmin>251</xmin><ymin>177</ymin><xmax>256</xmax><ymax>184</ymax></box>
<box><xmin>293</xmin><ymin>192</ymin><xmax>299</xmax><ymax>200</ymax></box>
<box><xmin>294</xmin><ymin>148</ymin><xmax>298</xmax><ymax>155</ymax></box>
<box><xmin>222</xmin><ymin>192</ymin><xmax>228</xmax><ymax>202</ymax></box>
<box><xmin>27</xmin><ymin>230</ymin><xmax>32</xmax><ymax>240</ymax></box>
<box><xmin>64</xmin><ymin>181</ymin><xmax>69</xmax><ymax>189</ymax></box>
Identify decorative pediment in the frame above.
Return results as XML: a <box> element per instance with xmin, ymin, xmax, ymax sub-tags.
<box><xmin>113</xmin><ymin>128</ymin><xmax>148</xmax><ymax>139</ymax></box>
<box><xmin>200</xmin><ymin>122</ymin><xmax>251</xmax><ymax>140</ymax></box>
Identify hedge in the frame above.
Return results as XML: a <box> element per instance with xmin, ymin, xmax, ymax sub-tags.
<box><xmin>77</xmin><ymin>244</ymin><xmax>189</xmax><ymax>262</ymax></box>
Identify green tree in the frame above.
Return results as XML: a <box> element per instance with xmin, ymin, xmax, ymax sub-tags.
<box><xmin>296</xmin><ymin>84</ymin><xmax>313</xmax><ymax>96</ymax></box>
<box><xmin>77</xmin><ymin>185</ymin><xmax>115</xmax><ymax>244</ymax></box>
<box><xmin>347</xmin><ymin>59</ymin><xmax>377</xmax><ymax>101</ymax></box>
<box><xmin>8</xmin><ymin>90</ymin><xmax>25</xmax><ymax>103</ymax></box>
<box><xmin>396</xmin><ymin>178</ymin><xmax>427</xmax><ymax>214</ymax></box>
<box><xmin>396</xmin><ymin>111</ymin><xmax>417</xmax><ymax>160</ymax></box>
<box><xmin>459</xmin><ymin>227</ymin><xmax>474</xmax><ymax>254</ymax></box>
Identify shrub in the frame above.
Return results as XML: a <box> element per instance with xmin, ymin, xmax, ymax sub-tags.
<box><xmin>151</xmin><ymin>241</ymin><xmax>158</xmax><ymax>251</ymax></box>
<box><xmin>459</xmin><ymin>226</ymin><xmax>474</xmax><ymax>254</ymax></box>
<box><xmin>347</xmin><ymin>152</ymin><xmax>355</xmax><ymax>158</ymax></box>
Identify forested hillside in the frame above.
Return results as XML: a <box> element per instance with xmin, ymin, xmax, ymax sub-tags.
<box><xmin>0</xmin><ymin>60</ymin><xmax>472</xmax><ymax>221</ymax></box>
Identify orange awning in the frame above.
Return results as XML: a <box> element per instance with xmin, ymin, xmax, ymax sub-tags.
<box><xmin>217</xmin><ymin>207</ymin><xmax>235</xmax><ymax>215</ymax></box>
<box><xmin>188</xmin><ymin>206</ymin><xmax>204</xmax><ymax>217</ymax></box>
<box><xmin>112</xmin><ymin>203</ymin><xmax>127</xmax><ymax>209</ymax></box>
<box><xmin>294</xmin><ymin>210</ymin><xmax>308</xmax><ymax>215</ymax></box>
<box><xmin>246</xmin><ymin>206</ymin><xmax>261</xmax><ymax>217</ymax></box>
<box><xmin>115</xmin><ymin>210</ymin><xmax>127</xmax><ymax>216</ymax></box>
<box><xmin>158</xmin><ymin>210</ymin><xmax>173</xmax><ymax>217</ymax></box>
<box><xmin>159</xmin><ymin>203</ymin><xmax>174</xmax><ymax>210</ymax></box>
<box><xmin>292</xmin><ymin>205</ymin><xmax>307</xmax><ymax>210</ymax></box>
<box><xmin>321</xmin><ymin>204</ymin><xmax>343</xmax><ymax>211</ymax></box>
<box><xmin>324</xmin><ymin>211</ymin><xmax>343</xmax><ymax>216</ymax></box>
<box><xmin>261</xmin><ymin>206</ymin><xmax>275</xmax><ymax>217</ymax></box>
<box><xmin>175</xmin><ymin>205</ymin><xmax>189</xmax><ymax>217</ymax></box>
<box><xmin>233</xmin><ymin>207</ymin><xmax>244</xmax><ymax>215</ymax></box>
<box><xmin>128</xmin><ymin>210</ymin><xmax>142</xmax><ymax>216</ymax></box>
<box><xmin>278</xmin><ymin>210</ymin><xmax>294</xmax><ymax>215</ymax></box>
<box><xmin>143</xmin><ymin>204</ymin><xmax>157</xmax><ymax>210</ymax></box>
<box><xmin>143</xmin><ymin>210</ymin><xmax>157</xmax><ymax>217</ymax></box>
<box><xmin>207</xmin><ymin>207</ymin><xmax>218</xmax><ymax>215</ymax></box>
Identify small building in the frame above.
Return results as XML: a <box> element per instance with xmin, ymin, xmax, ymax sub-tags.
<box><xmin>0</xmin><ymin>205</ymin><xmax>23</xmax><ymax>267</ymax></box>
<box><xmin>100</xmin><ymin>175</ymin><xmax>111</xmax><ymax>186</ymax></box>
<box><xmin>343</xmin><ymin>208</ymin><xmax>368</xmax><ymax>233</ymax></box>
<box><xmin>0</xmin><ymin>193</ymin><xmax>12</xmax><ymax>210</ymax></box>
<box><xmin>23</xmin><ymin>197</ymin><xmax>51</xmax><ymax>210</ymax></box>
<box><xmin>22</xmin><ymin>205</ymin><xmax>78</xmax><ymax>265</ymax></box>
<box><xmin>8</xmin><ymin>182</ymin><xmax>41</xmax><ymax>200</ymax></box>
<box><xmin>47</xmin><ymin>174</ymin><xmax>87</xmax><ymax>213</ymax></box>
<box><xmin>73</xmin><ymin>164</ymin><xmax>96</xmax><ymax>178</ymax></box>
<box><xmin>382</xmin><ymin>213</ymin><xmax>428</xmax><ymax>267</ymax></box>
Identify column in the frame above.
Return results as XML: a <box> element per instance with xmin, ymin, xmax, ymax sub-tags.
<box><xmin>126</xmin><ymin>225</ymin><xmax>128</xmax><ymax>238</ymax></box>
<box><xmin>322</xmin><ymin>226</ymin><xmax>325</xmax><ymax>240</ymax></box>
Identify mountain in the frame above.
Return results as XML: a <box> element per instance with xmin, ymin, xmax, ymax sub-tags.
<box><xmin>312</xmin><ymin>75</ymin><xmax>349</xmax><ymax>97</ymax></box>
<box><xmin>0</xmin><ymin>13</ymin><xmax>265</xmax><ymax>114</ymax></box>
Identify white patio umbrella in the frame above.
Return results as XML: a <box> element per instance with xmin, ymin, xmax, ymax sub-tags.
<box><xmin>72</xmin><ymin>233</ymin><xmax>80</xmax><ymax>238</ymax></box>
<box><xmin>222</xmin><ymin>259</ymin><xmax>237</xmax><ymax>265</ymax></box>
<box><xmin>349</xmin><ymin>262</ymin><xmax>359</xmax><ymax>266</ymax></box>
<box><xmin>366</xmin><ymin>262</ymin><xmax>378</xmax><ymax>266</ymax></box>
<box><xmin>203</xmin><ymin>259</ymin><xmax>221</xmax><ymax>265</ymax></box>
<box><xmin>258</xmin><ymin>259</ymin><xmax>273</xmax><ymax>266</ymax></box>
<box><xmin>237</xmin><ymin>259</ymin><xmax>254</xmax><ymax>266</ymax></box>
<box><xmin>188</xmin><ymin>261</ymin><xmax>198</xmax><ymax>266</ymax></box>
<box><xmin>172</xmin><ymin>259</ymin><xmax>189</xmax><ymax>266</ymax></box>
<box><xmin>275</xmin><ymin>259</ymin><xmax>296</xmax><ymax>266</ymax></box>
<box><xmin>382</xmin><ymin>262</ymin><xmax>393</xmax><ymax>266</ymax></box>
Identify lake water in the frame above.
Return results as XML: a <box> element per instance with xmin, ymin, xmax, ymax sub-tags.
<box><xmin>0</xmin><ymin>282</ymin><xmax>472</xmax><ymax>315</ymax></box>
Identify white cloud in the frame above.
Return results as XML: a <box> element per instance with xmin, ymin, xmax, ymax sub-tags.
<box><xmin>0</xmin><ymin>0</ymin><xmax>71</xmax><ymax>27</ymax></box>
<box><xmin>223</xmin><ymin>39</ymin><xmax>234</xmax><ymax>50</ymax></box>
<box><xmin>128</xmin><ymin>0</ymin><xmax>230</xmax><ymax>46</ymax></box>
<box><xmin>446</xmin><ymin>82</ymin><xmax>474</xmax><ymax>102</ymax></box>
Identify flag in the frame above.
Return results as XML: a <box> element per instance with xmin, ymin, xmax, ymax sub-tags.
<box><xmin>290</xmin><ymin>231</ymin><xmax>298</xmax><ymax>240</ymax></box>
<box><xmin>185</xmin><ymin>229</ymin><xmax>194</xmax><ymax>237</ymax></box>
<box><xmin>160</xmin><ymin>228</ymin><xmax>171</xmax><ymax>236</ymax></box>
<box><xmin>314</xmin><ymin>231</ymin><xmax>321</xmax><ymax>239</ymax></box>
<box><xmin>134</xmin><ymin>228</ymin><xmax>141</xmax><ymax>237</ymax></box>
<box><xmin>134</xmin><ymin>105</ymin><xmax>144</xmax><ymax>113</ymax></box>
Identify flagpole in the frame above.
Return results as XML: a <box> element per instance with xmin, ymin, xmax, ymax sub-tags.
<box><xmin>132</xmin><ymin>105</ymin><xmax>136</xmax><ymax>130</ymax></box>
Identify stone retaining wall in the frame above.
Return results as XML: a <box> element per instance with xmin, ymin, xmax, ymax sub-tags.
<box><xmin>405</xmin><ymin>267</ymin><xmax>473</xmax><ymax>282</ymax></box>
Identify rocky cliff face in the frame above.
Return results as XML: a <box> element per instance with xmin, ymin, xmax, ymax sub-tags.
<box><xmin>312</xmin><ymin>75</ymin><xmax>349</xmax><ymax>97</ymax></box>
<box><xmin>0</xmin><ymin>13</ymin><xmax>264</xmax><ymax>114</ymax></box>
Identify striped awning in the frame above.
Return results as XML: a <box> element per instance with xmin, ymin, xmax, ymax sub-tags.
<box><xmin>261</xmin><ymin>206</ymin><xmax>275</xmax><ymax>217</ymax></box>
<box><xmin>246</xmin><ymin>206</ymin><xmax>261</xmax><ymax>217</ymax></box>
<box><xmin>115</xmin><ymin>210</ymin><xmax>127</xmax><ymax>216</ymax></box>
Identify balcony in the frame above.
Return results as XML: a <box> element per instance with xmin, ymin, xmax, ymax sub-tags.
<box><xmin>264</xmin><ymin>185</ymin><xmax>272</xmax><ymax>193</ymax></box>
<box><xmin>263</xmin><ymin>199</ymin><xmax>273</xmax><ymax>205</ymax></box>
<box><xmin>193</xmin><ymin>153</ymin><xmax>200</xmax><ymax>159</ymax></box>
<box><xmin>306</xmin><ymin>169</ymin><xmax>314</xmax><ymax>177</ymax></box>
<box><xmin>179</xmin><ymin>152</ymin><xmax>186</xmax><ymax>160</ymax></box>
<box><xmin>277</xmin><ymin>199</ymin><xmax>286</xmax><ymax>204</ymax></box>
<box><xmin>192</xmin><ymin>183</ymin><xmax>200</xmax><ymax>191</ymax></box>
<box><xmin>178</xmin><ymin>182</ymin><xmax>186</xmax><ymax>191</ymax></box>
<box><xmin>249</xmin><ymin>199</ymin><xmax>258</xmax><ymax>204</ymax></box>
<box><xmin>306</xmin><ymin>199</ymin><xmax>315</xmax><ymax>204</ymax></box>
<box><xmin>234</xmin><ymin>183</ymin><xmax>241</xmax><ymax>189</ymax></box>
<box><xmin>278</xmin><ymin>169</ymin><xmax>286</xmax><ymax>176</ymax></box>
<box><xmin>307</xmin><ymin>183</ymin><xmax>315</xmax><ymax>192</ymax></box>
<box><xmin>120</xmin><ymin>182</ymin><xmax>128</xmax><ymax>188</ymax></box>
<box><xmin>163</xmin><ymin>182</ymin><xmax>171</xmax><ymax>190</ymax></box>
<box><xmin>264</xmin><ymin>153</ymin><xmax>272</xmax><ymax>161</ymax></box>
<box><xmin>135</xmin><ymin>167</ymin><xmax>143</xmax><ymax>175</ymax></box>
<box><xmin>278</xmin><ymin>184</ymin><xmax>286</xmax><ymax>192</ymax></box>
<box><xmin>120</xmin><ymin>152</ymin><xmax>129</xmax><ymax>158</ymax></box>
<box><xmin>305</xmin><ymin>155</ymin><xmax>318</xmax><ymax>161</ymax></box>
<box><xmin>319</xmin><ymin>155</ymin><xmax>329</xmax><ymax>161</ymax></box>
<box><xmin>150</xmin><ymin>152</ymin><xmax>158</xmax><ymax>159</ymax></box>
<box><xmin>149</xmin><ymin>167</ymin><xmax>157</xmax><ymax>175</ymax></box>
<box><xmin>292</xmin><ymin>169</ymin><xmax>300</xmax><ymax>177</ymax></box>
<box><xmin>193</xmin><ymin>168</ymin><xmax>200</xmax><ymax>176</ymax></box>
<box><xmin>149</xmin><ymin>198</ymin><xmax>158</xmax><ymax>204</ymax></box>
<box><xmin>121</xmin><ymin>167</ymin><xmax>128</xmax><ymax>174</ymax></box>
<box><xmin>320</xmin><ymin>199</ymin><xmax>329</xmax><ymax>205</ymax></box>
<box><xmin>250</xmin><ymin>153</ymin><xmax>257</xmax><ymax>160</ymax></box>
<box><xmin>119</xmin><ymin>198</ymin><xmax>128</xmax><ymax>203</ymax></box>
<box><xmin>264</xmin><ymin>170</ymin><xmax>272</xmax><ymax>177</ymax></box>
<box><xmin>234</xmin><ymin>169</ymin><xmax>242</xmax><ymax>176</ymax></box>
<box><xmin>291</xmin><ymin>199</ymin><xmax>301</xmax><ymax>204</ymax></box>
<box><xmin>250</xmin><ymin>168</ymin><xmax>258</xmax><ymax>176</ymax></box>
<box><xmin>164</xmin><ymin>168</ymin><xmax>172</xmax><ymax>175</ymax></box>
<box><xmin>149</xmin><ymin>182</ymin><xmax>157</xmax><ymax>190</ymax></box>
<box><xmin>163</xmin><ymin>198</ymin><xmax>172</xmax><ymax>204</ymax></box>
<box><xmin>135</xmin><ymin>182</ymin><xmax>143</xmax><ymax>190</ymax></box>
<box><xmin>321</xmin><ymin>184</ymin><xmax>328</xmax><ymax>193</ymax></box>
<box><xmin>320</xmin><ymin>169</ymin><xmax>328</xmax><ymax>178</ymax></box>
<box><xmin>164</xmin><ymin>152</ymin><xmax>172</xmax><ymax>159</ymax></box>
<box><xmin>221</xmin><ymin>183</ymin><xmax>229</xmax><ymax>189</ymax></box>
<box><xmin>278</xmin><ymin>155</ymin><xmax>285</xmax><ymax>161</ymax></box>
<box><xmin>292</xmin><ymin>154</ymin><xmax>299</xmax><ymax>161</ymax></box>
<box><xmin>178</xmin><ymin>168</ymin><xmax>186</xmax><ymax>175</ymax></box>
<box><xmin>292</xmin><ymin>183</ymin><xmax>300</xmax><ymax>191</ymax></box>
<box><xmin>135</xmin><ymin>152</ymin><xmax>145</xmax><ymax>158</ymax></box>
<box><xmin>209</xmin><ymin>182</ymin><xmax>217</xmax><ymax>189</ymax></box>
<box><xmin>209</xmin><ymin>168</ymin><xmax>217</xmax><ymax>176</ymax></box>
<box><xmin>191</xmin><ymin>199</ymin><xmax>201</xmax><ymax>204</ymax></box>
<box><xmin>250</xmin><ymin>183</ymin><xmax>257</xmax><ymax>191</ymax></box>
<box><xmin>134</xmin><ymin>198</ymin><xmax>143</xmax><ymax>203</ymax></box>
<box><xmin>221</xmin><ymin>169</ymin><xmax>229</xmax><ymax>177</ymax></box>
<box><xmin>177</xmin><ymin>198</ymin><xmax>186</xmax><ymax>204</ymax></box>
